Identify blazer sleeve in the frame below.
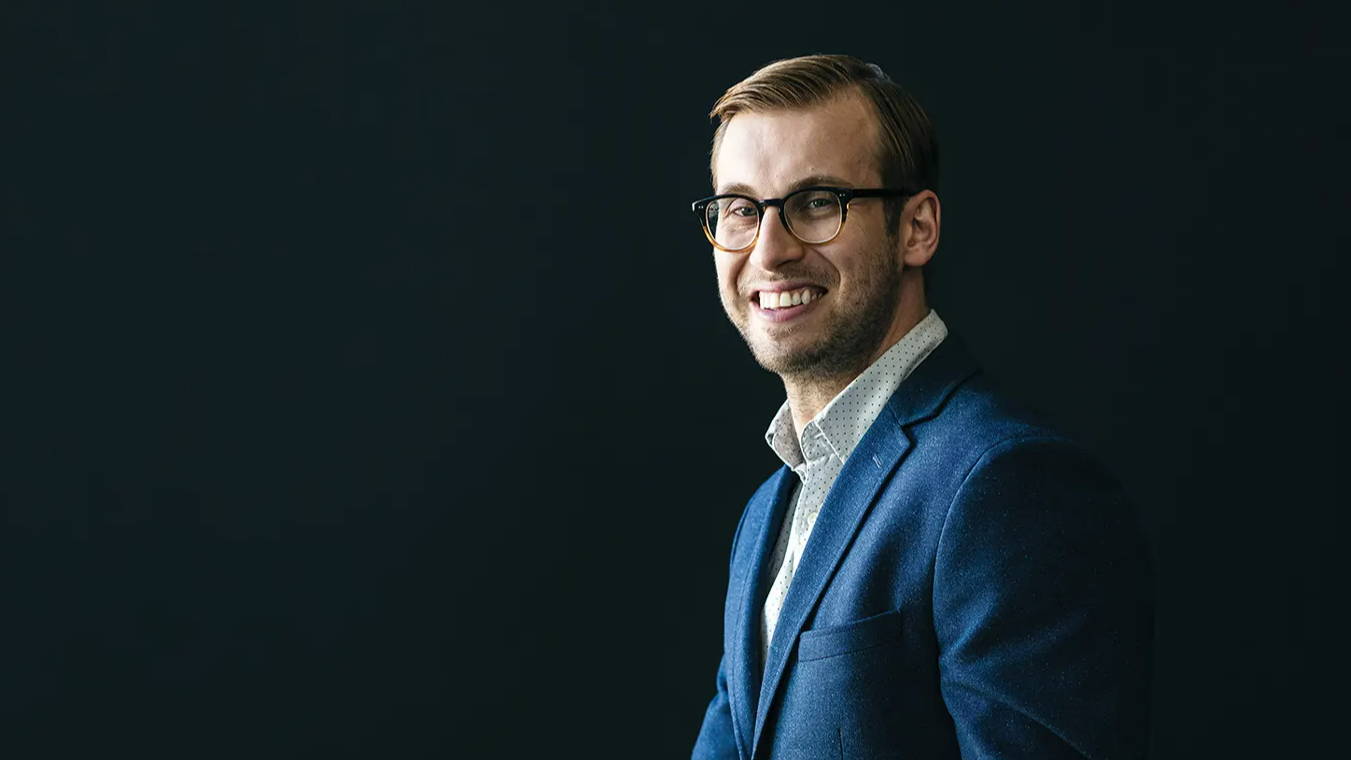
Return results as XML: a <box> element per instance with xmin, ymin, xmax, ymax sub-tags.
<box><xmin>691</xmin><ymin>653</ymin><xmax>739</xmax><ymax>759</ymax></box>
<box><xmin>933</xmin><ymin>435</ymin><xmax>1154</xmax><ymax>760</ymax></box>
<box><xmin>692</xmin><ymin>489</ymin><xmax>758</xmax><ymax>760</ymax></box>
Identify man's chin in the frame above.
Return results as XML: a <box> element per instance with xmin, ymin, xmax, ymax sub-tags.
<box><xmin>749</xmin><ymin>341</ymin><xmax>829</xmax><ymax>376</ymax></box>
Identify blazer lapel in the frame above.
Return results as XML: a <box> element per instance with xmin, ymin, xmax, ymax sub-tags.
<box><xmin>749</xmin><ymin>335</ymin><xmax>981</xmax><ymax>756</ymax></box>
<box><xmin>728</xmin><ymin>466</ymin><xmax>797</xmax><ymax>758</ymax></box>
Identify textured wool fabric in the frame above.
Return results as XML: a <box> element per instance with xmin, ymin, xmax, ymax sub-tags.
<box><xmin>692</xmin><ymin>334</ymin><xmax>1153</xmax><ymax>760</ymax></box>
<box><xmin>759</xmin><ymin>309</ymin><xmax>947</xmax><ymax>663</ymax></box>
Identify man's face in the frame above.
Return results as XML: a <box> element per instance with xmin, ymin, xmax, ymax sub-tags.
<box><xmin>711</xmin><ymin>92</ymin><xmax>903</xmax><ymax>381</ymax></box>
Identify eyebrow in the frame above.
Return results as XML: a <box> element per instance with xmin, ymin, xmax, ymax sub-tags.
<box><xmin>716</xmin><ymin>174</ymin><xmax>856</xmax><ymax>197</ymax></box>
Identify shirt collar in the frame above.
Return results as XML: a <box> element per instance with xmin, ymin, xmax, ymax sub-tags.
<box><xmin>763</xmin><ymin>309</ymin><xmax>948</xmax><ymax>471</ymax></box>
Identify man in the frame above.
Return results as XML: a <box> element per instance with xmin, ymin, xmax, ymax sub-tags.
<box><xmin>690</xmin><ymin>55</ymin><xmax>1153</xmax><ymax>760</ymax></box>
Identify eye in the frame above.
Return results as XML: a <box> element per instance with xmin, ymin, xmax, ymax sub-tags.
<box><xmin>725</xmin><ymin>198</ymin><xmax>758</xmax><ymax>218</ymax></box>
<box><xmin>788</xmin><ymin>189</ymin><xmax>839</xmax><ymax>219</ymax></box>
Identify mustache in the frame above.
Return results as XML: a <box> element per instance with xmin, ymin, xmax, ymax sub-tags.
<box><xmin>741</xmin><ymin>268</ymin><xmax>834</xmax><ymax>294</ymax></box>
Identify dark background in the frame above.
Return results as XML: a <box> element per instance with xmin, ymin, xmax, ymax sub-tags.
<box><xmin>4</xmin><ymin>1</ymin><xmax>1348</xmax><ymax>757</ymax></box>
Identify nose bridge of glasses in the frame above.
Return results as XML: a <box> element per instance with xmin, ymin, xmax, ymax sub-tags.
<box><xmin>747</xmin><ymin>201</ymin><xmax>808</xmax><ymax>264</ymax></box>
<box><xmin>758</xmin><ymin>198</ymin><xmax>795</xmax><ymax>235</ymax></box>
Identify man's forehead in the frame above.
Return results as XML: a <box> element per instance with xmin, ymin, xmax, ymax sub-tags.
<box><xmin>713</xmin><ymin>92</ymin><xmax>879</xmax><ymax>194</ymax></box>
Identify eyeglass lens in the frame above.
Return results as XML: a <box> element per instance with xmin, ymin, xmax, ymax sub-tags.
<box><xmin>705</xmin><ymin>189</ymin><xmax>842</xmax><ymax>250</ymax></box>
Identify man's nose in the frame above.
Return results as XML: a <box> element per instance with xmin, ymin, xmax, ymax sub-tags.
<box><xmin>749</xmin><ymin>207</ymin><xmax>807</xmax><ymax>271</ymax></box>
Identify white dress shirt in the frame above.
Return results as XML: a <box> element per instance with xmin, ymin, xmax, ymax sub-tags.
<box><xmin>760</xmin><ymin>309</ymin><xmax>948</xmax><ymax>662</ymax></box>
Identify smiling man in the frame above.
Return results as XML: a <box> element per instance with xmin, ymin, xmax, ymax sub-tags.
<box><xmin>690</xmin><ymin>55</ymin><xmax>1153</xmax><ymax>760</ymax></box>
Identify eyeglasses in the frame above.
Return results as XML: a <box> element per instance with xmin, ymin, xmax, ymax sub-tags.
<box><xmin>690</xmin><ymin>186</ymin><xmax>911</xmax><ymax>253</ymax></box>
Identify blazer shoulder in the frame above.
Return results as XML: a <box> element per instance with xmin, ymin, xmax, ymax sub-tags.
<box><xmin>881</xmin><ymin>332</ymin><xmax>1074</xmax><ymax>461</ymax></box>
<box><xmin>931</xmin><ymin>377</ymin><xmax>1143</xmax><ymax>553</ymax></box>
<box><xmin>914</xmin><ymin>372</ymin><xmax>1076</xmax><ymax>460</ymax></box>
<box><xmin>893</xmin><ymin>371</ymin><xmax>1138</xmax><ymax>527</ymax></box>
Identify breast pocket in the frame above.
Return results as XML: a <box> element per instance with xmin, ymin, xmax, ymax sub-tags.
<box><xmin>773</xmin><ymin>608</ymin><xmax>910</xmax><ymax>759</ymax></box>
<box><xmin>797</xmin><ymin>608</ymin><xmax>904</xmax><ymax>662</ymax></box>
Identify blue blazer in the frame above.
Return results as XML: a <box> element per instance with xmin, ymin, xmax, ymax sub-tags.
<box><xmin>692</xmin><ymin>335</ymin><xmax>1153</xmax><ymax>760</ymax></box>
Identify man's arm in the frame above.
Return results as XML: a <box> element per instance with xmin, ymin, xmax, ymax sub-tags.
<box><xmin>934</xmin><ymin>436</ymin><xmax>1154</xmax><ymax>759</ymax></box>
<box><xmin>692</xmin><ymin>487</ymin><xmax>761</xmax><ymax>760</ymax></box>
<box><xmin>691</xmin><ymin>654</ymin><xmax>738</xmax><ymax>759</ymax></box>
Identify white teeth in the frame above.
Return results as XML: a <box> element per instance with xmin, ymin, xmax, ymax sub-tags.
<box><xmin>758</xmin><ymin>288</ymin><xmax>821</xmax><ymax>310</ymax></box>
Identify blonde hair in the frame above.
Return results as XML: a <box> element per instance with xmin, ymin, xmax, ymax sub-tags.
<box><xmin>709</xmin><ymin>54</ymin><xmax>939</xmax><ymax>230</ymax></box>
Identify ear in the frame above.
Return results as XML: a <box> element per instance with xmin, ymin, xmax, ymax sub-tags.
<box><xmin>900</xmin><ymin>190</ymin><xmax>940</xmax><ymax>268</ymax></box>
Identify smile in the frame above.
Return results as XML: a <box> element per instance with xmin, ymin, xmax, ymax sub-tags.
<box><xmin>756</xmin><ymin>286</ymin><xmax>824</xmax><ymax>309</ymax></box>
<box><xmin>751</xmin><ymin>285</ymin><xmax>827</xmax><ymax>322</ymax></box>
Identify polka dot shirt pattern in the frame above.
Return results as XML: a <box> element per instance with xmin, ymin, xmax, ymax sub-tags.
<box><xmin>759</xmin><ymin>309</ymin><xmax>949</xmax><ymax>663</ymax></box>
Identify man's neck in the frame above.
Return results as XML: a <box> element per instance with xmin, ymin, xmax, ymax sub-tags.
<box><xmin>784</xmin><ymin>374</ymin><xmax>855</xmax><ymax>435</ymax></box>
<box><xmin>783</xmin><ymin>284</ymin><xmax>928</xmax><ymax>434</ymax></box>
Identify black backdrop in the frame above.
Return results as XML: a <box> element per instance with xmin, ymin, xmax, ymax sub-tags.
<box><xmin>5</xmin><ymin>2</ymin><xmax>1348</xmax><ymax>757</ymax></box>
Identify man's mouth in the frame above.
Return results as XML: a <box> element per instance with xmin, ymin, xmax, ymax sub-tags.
<box><xmin>753</xmin><ymin>286</ymin><xmax>826</xmax><ymax>310</ymax></box>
